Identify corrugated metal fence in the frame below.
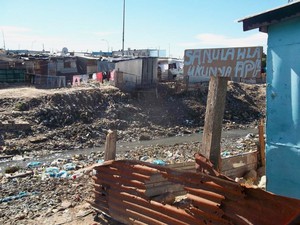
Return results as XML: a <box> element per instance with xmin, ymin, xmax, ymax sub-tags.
<box><xmin>91</xmin><ymin>160</ymin><xmax>300</xmax><ymax>225</ymax></box>
<box><xmin>0</xmin><ymin>69</ymin><xmax>25</xmax><ymax>83</ymax></box>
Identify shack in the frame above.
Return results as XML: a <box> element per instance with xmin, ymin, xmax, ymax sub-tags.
<box><xmin>48</xmin><ymin>56</ymin><xmax>77</xmax><ymax>76</ymax></box>
<box><xmin>97</xmin><ymin>60</ymin><xmax>115</xmax><ymax>73</ymax></box>
<box><xmin>24</xmin><ymin>56</ymin><xmax>77</xmax><ymax>88</ymax></box>
<box><xmin>76</xmin><ymin>56</ymin><xmax>99</xmax><ymax>76</ymax></box>
<box><xmin>24</xmin><ymin>57</ymin><xmax>48</xmax><ymax>76</ymax></box>
<box><xmin>239</xmin><ymin>1</ymin><xmax>300</xmax><ymax>199</ymax></box>
<box><xmin>113</xmin><ymin>57</ymin><xmax>157</xmax><ymax>91</ymax></box>
<box><xmin>0</xmin><ymin>56</ymin><xmax>25</xmax><ymax>83</ymax></box>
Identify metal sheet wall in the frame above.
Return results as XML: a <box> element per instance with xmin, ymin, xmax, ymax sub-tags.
<box><xmin>0</xmin><ymin>69</ymin><xmax>25</xmax><ymax>83</ymax></box>
<box><xmin>115</xmin><ymin>59</ymin><xmax>143</xmax><ymax>86</ymax></box>
<box><xmin>266</xmin><ymin>17</ymin><xmax>300</xmax><ymax>199</ymax></box>
<box><xmin>91</xmin><ymin>160</ymin><xmax>300</xmax><ymax>225</ymax></box>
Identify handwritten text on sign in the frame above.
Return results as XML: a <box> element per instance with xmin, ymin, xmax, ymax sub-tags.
<box><xmin>184</xmin><ymin>47</ymin><xmax>262</xmax><ymax>78</ymax></box>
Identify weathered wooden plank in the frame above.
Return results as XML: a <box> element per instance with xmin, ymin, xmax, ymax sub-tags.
<box><xmin>145</xmin><ymin>183</ymin><xmax>185</xmax><ymax>197</ymax></box>
<box><xmin>202</xmin><ymin>76</ymin><xmax>228</xmax><ymax>170</ymax></box>
<box><xmin>104</xmin><ymin>130</ymin><xmax>117</xmax><ymax>161</ymax></box>
<box><xmin>222</xmin><ymin>163</ymin><xmax>257</xmax><ymax>178</ymax></box>
<box><xmin>221</xmin><ymin>151</ymin><xmax>257</xmax><ymax>172</ymax></box>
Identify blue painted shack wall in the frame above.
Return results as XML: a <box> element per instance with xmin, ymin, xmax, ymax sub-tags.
<box><xmin>266</xmin><ymin>17</ymin><xmax>300</xmax><ymax>199</ymax></box>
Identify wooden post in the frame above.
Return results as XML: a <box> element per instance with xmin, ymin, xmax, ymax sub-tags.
<box><xmin>104</xmin><ymin>130</ymin><xmax>117</xmax><ymax>161</ymax></box>
<box><xmin>258</xmin><ymin>118</ymin><xmax>266</xmax><ymax>167</ymax></box>
<box><xmin>185</xmin><ymin>75</ymin><xmax>189</xmax><ymax>92</ymax></box>
<box><xmin>202</xmin><ymin>76</ymin><xmax>228</xmax><ymax>171</ymax></box>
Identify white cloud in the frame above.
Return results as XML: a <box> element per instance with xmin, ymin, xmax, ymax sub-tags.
<box><xmin>1</xmin><ymin>25</ymin><xmax>63</xmax><ymax>50</ymax></box>
<box><xmin>0</xmin><ymin>25</ymin><xmax>119</xmax><ymax>52</ymax></box>
<box><xmin>1</xmin><ymin>26</ymin><xmax>31</xmax><ymax>33</ymax></box>
<box><xmin>180</xmin><ymin>32</ymin><xmax>267</xmax><ymax>50</ymax></box>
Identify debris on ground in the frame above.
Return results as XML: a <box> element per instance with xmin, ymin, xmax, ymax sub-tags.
<box><xmin>0</xmin><ymin>82</ymin><xmax>266</xmax><ymax>224</ymax></box>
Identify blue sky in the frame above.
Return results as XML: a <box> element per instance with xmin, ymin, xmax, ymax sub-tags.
<box><xmin>1</xmin><ymin>0</ymin><xmax>287</xmax><ymax>58</ymax></box>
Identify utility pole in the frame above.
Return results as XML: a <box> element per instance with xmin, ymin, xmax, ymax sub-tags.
<box><xmin>122</xmin><ymin>0</ymin><xmax>125</xmax><ymax>56</ymax></box>
<box><xmin>1</xmin><ymin>29</ymin><xmax>6</xmax><ymax>50</ymax></box>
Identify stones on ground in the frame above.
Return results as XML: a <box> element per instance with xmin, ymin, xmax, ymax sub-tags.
<box><xmin>61</xmin><ymin>200</ymin><xmax>72</xmax><ymax>209</ymax></box>
<box><xmin>29</xmin><ymin>135</ymin><xmax>48</xmax><ymax>143</ymax></box>
<box><xmin>139</xmin><ymin>134</ymin><xmax>151</xmax><ymax>141</ymax></box>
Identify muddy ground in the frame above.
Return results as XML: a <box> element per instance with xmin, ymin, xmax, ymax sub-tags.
<box><xmin>0</xmin><ymin>81</ymin><xmax>266</xmax><ymax>225</ymax></box>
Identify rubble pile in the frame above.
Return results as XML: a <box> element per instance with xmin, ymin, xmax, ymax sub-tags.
<box><xmin>0</xmin><ymin>132</ymin><xmax>261</xmax><ymax>225</ymax></box>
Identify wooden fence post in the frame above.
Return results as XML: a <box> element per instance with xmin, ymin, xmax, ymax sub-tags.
<box><xmin>104</xmin><ymin>130</ymin><xmax>117</xmax><ymax>161</ymax></box>
<box><xmin>258</xmin><ymin>118</ymin><xmax>266</xmax><ymax>167</ymax></box>
<box><xmin>202</xmin><ymin>76</ymin><xmax>228</xmax><ymax>171</ymax></box>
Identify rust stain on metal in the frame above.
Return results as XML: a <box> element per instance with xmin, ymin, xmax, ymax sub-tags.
<box><xmin>90</xmin><ymin>159</ymin><xmax>300</xmax><ymax>225</ymax></box>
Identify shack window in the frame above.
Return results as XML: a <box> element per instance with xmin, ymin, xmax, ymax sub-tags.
<box><xmin>169</xmin><ymin>63</ymin><xmax>177</xmax><ymax>69</ymax></box>
<box><xmin>64</xmin><ymin>61</ymin><xmax>71</xmax><ymax>68</ymax></box>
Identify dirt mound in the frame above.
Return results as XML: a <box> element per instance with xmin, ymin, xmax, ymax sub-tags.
<box><xmin>0</xmin><ymin>82</ymin><xmax>265</xmax><ymax>155</ymax></box>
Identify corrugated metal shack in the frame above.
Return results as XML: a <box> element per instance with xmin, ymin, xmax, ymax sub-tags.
<box><xmin>97</xmin><ymin>60</ymin><xmax>115</xmax><ymax>73</ymax></box>
<box><xmin>24</xmin><ymin>56</ymin><xmax>77</xmax><ymax>88</ymax></box>
<box><xmin>113</xmin><ymin>57</ymin><xmax>158</xmax><ymax>91</ymax></box>
<box><xmin>76</xmin><ymin>56</ymin><xmax>99</xmax><ymax>76</ymax></box>
<box><xmin>0</xmin><ymin>56</ymin><xmax>25</xmax><ymax>83</ymax></box>
<box><xmin>48</xmin><ymin>56</ymin><xmax>77</xmax><ymax>76</ymax></box>
<box><xmin>239</xmin><ymin>1</ymin><xmax>300</xmax><ymax>200</ymax></box>
<box><xmin>91</xmin><ymin>159</ymin><xmax>300</xmax><ymax>225</ymax></box>
<box><xmin>25</xmin><ymin>57</ymin><xmax>49</xmax><ymax>76</ymax></box>
<box><xmin>24</xmin><ymin>55</ymin><xmax>77</xmax><ymax>76</ymax></box>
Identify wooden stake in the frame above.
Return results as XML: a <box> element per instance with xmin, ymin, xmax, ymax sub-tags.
<box><xmin>258</xmin><ymin>118</ymin><xmax>266</xmax><ymax>167</ymax></box>
<box><xmin>202</xmin><ymin>76</ymin><xmax>228</xmax><ymax>171</ymax></box>
<box><xmin>104</xmin><ymin>130</ymin><xmax>117</xmax><ymax>161</ymax></box>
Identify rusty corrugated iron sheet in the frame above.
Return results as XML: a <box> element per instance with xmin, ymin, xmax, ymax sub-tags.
<box><xmin>90</xmin><ymin>159</ymin><xmax>300</xmax><ymax>225</ymax></box>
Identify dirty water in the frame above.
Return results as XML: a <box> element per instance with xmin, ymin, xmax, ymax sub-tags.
<box><xmin>0</xmin><ymin>128</ymin><xmax>256</xmax><ymax>171</ymax></box>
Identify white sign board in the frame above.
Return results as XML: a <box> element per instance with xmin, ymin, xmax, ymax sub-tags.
<box><xmin>184</xmin><ymin>47</ymin><xmax>262</xmax><ymax>80</ymax></box>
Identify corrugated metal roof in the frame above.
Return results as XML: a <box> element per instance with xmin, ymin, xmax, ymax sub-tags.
<box><xmin>239</xmin><ymin>1</ymin><xmax>300</xmax><ymax>32</ymax></box>
<box><xmin>90</xmin><ymin>159</ymin><xmax>300</xmax><ymax>225</ymax></box>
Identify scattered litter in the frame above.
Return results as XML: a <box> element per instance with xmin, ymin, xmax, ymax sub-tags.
<box><xmin>245</xmin><ymin>133</ymin><xmax>255</xmax><ymax>140</ymax></box>
<box><xmin>56</xmin><ymin>170</ymin><xmax>68</xmax><ymax>178</ymax></box>
<box><xmin>27</xmin><ymin>162</ymin><xmax>42</xmax><ymax>168</ymax></box>
<box><xmin>51</xmin><ymin>158</ymin><xmax>66</xmax><ymax>166</ymax></box>
<box><xmin>0</xmin><ymin>191</ymin><xmax>36</xmax><ymax>203</ymax></box>
<box><xmin>152</xmin><ymin>159</ymin><xmax>166</xmax><ymax>166</ymax></box>
<box><xmin>63</xmin><ymin>163</ymin><xmax>76</xmax><ymax>171</ymax></box>
<box><xmin>45</xmin><ymin>167</ymin><xmax>59</xmax><ymax>177</ymax></box>
<box><xmin>7</xmin><ymin>171</ymin><xmax>33</xmax><ymax>179</ymax></box>
<box><xmin>44</xmin><ymin>167</ymin><xmax>70</xmax><ymax>178</ymax></box>
<box><xmin>96</xmin><ymin>159</ymin><xmax>104</xmax><ymax>164</ymax></box>
<box><xmin>140</xmin><ymin>156</ymin><xmax>149</xmax><ymax>161</ymax></box>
